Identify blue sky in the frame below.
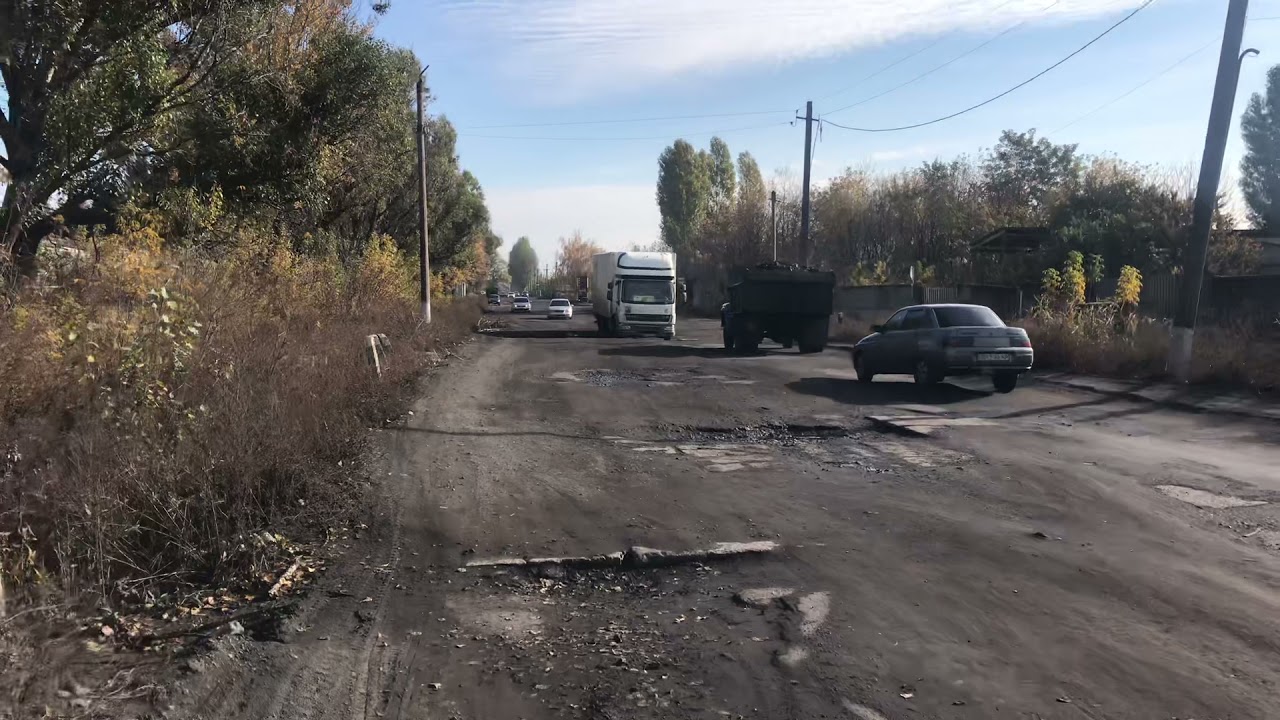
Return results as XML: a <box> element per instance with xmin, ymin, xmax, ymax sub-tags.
<box><xmin>372</xmin><ymin>0</ymin><xmax>1280</xmax><ymax>265</ymax></box>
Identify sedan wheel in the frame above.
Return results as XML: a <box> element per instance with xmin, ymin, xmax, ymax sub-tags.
<box><xmin>913</xmin><ymin>359</ymin><xmax>942</xmax><ymax>385</ymax></box>
<box><xmin>992</xmin><ymin>371</ymin><xmax>1019</xmax><ymax>394</ymax></box>
<box><xmin>854</xmin><ymin>353</ymin><xmax>874</xmax><ymax>383</ymax></box>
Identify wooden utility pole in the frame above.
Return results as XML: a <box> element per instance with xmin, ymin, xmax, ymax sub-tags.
<box><xmin>798</xmin><ymin>101</ymin><xmax>815</xmax><ymax>267</ymax></box>
<box><xmin>416</xmin><ymin>70</ymin><xmax>433</xmax><ymax>323</ymax></box>
<box><xmin>770</xmin><ymin>190</ymin><xmax>778</xmax><ymax>262</ymax></box>
<box><xmin>1168</xmin><ymin>0</ymin><xmax>1252</xmax><ymax>380</ymax></box>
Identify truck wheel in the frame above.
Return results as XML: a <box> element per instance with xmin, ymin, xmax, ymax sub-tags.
<box><xmin>992</xmin><ymin>371</ymin><xmax>1019</xmax><ymax>394</ymax></box>
<box><xmin>736</xmin><ymin>331</ymin><xmax>759</xmax><ymax>354</ymax></box>
<box><xmin>722</xmin><ymin>327</ymin><xmax>735</xmax><ymax>351</ymax></box>
<box><xmin>797</xmin><ymin>319</ymin><xmax>827</xmax><ymax>354</ymax></box>
<box><xmin>780</xmin><ymin>338</ymin><xmax>794</xmax><ymax>349</ymax></box>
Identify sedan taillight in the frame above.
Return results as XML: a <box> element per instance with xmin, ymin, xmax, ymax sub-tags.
<box><xmin>1010</xmin><ymin>334</ymin><xmax>1031</xmax><ymax>348</ymax></box>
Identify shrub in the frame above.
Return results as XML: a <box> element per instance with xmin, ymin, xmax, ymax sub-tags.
<box><xmin>0</xmin><ymin>232</ymin><xmax>481</xmax><ymax>611</ymax></box>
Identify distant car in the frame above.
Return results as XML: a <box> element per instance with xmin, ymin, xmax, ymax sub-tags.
<box><xmin>547</xmin><ymin>298</ymin><xmax>574</xmax><ymax>319</ymax></box>
<box><xmin>512</xmin><ymin>296</ymin><xmax>532</xmax><ymax>313</ymax></box>
<box><xmin>487</xmin><ymin>294</ymin><xmax>500</xmax><ymax>306</ymax></box>
<box><xmin>852</xmin><ymin>304</ymin><xmax>1033</xmax><ymax>393</ymax></box>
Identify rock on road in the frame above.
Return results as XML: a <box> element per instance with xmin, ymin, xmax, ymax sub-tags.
<box><xmin>173</xmin><ymin>300</ymin><xmax>1280</xmax><ymax>720</ymax></box>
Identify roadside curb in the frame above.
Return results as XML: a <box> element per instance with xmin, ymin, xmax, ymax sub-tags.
<box><xmin>1033</xmin><ymin>373</ymin><xmax>1280</xmax><ymax>423</ymax></box>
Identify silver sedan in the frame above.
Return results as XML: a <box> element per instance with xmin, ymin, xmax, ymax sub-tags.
<box><xmin>852</xmin><ymin>304</ymin><xmax>1034</xmax><ymax>393</ymax></box>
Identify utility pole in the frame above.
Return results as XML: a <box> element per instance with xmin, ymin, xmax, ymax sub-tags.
<box><xmin>416</xmin><ymin>69</ymin><xmax>433</xmax><ymax>323</ymax></box>
<box><xmin>1168</xmin><ymin>0</ymin><xmax>1252</xmax><ymax>381</ymax></box>
<box><xmin>770</xmin><ymin>190</ymin><xmax>778</xmax><ymax>262</ymax></box>
<box><xmin>798</xmin><ymin>101</ymin><xmax>815</xmax><ymax>267</ymax></box>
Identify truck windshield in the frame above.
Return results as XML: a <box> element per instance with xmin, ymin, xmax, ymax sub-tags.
<box><xmin>620</xmin><ymin>279</ymin><xmax>673</xmax><ymax>304</ymax></box>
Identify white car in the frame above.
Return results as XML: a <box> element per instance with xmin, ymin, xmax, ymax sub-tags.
<box><xmin>547</xmin><ymin>298</ymin><xmax>573</xmax><ymax>319</ymax></box>
<box><xmin>512</xmin><ymin>296</ymin><xmax>532</xmax><ymax>313</ymax></box>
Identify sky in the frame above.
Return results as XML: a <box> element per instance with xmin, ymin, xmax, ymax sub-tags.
<box><xmin>378</xmin><ymin>0</ymin><xmax>1278</xmax><ymax>265</ymax></box>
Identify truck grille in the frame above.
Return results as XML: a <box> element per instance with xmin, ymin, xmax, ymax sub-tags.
<box><xmin>627</xmin><ymin>313</ymin><xmax>671</xmax><ymax>323</ymax></box>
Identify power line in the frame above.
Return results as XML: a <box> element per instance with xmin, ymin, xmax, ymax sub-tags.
<box><xmin>458</xmin><ymin>120</ymin><xmax>793</xmax><ymax>142</ymax></box>
<box><xmin>1050</xmin><ymin>39</ymin><xmax>1216</xmax><ymax>135</ymax></box>
<box><xmin>460</xmin><ymin>109</ymin><xmax>790</xmax><ymax>130</ymax></box>
<box><xmin>826</xmin><ymin>0</ymin><xmax>1060</xmax><ymax>116</ymax></box>
<box><xmin>821</xmin><ymin>0</ymin><xmax>1156</xmax><ymax>133</ymax></box>
<box><xmin>816</xmin><ymin>0</ymin><xmax>1021</xmax><ymax>103</ymax></box>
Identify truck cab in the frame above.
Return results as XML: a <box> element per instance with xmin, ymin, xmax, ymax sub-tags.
<box><xmin>591</xmin><ymin>252</ymin><xmax>676</xmax><ymax>339</ymax></box>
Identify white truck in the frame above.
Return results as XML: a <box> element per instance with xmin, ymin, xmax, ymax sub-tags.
<box><xmin>590</xmin><ymin>251</ymin><xmax>677</xmax><ymax>339</ymax></box>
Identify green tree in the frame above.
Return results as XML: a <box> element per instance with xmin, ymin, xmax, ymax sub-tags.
<box><xmin>982</xmin><ymin>129</ymin><xmax>1080</xmax><ymax>224</ymax></box>
<box><xmin>656</xmin><ymin>139</ymin><xmax>711</xmax><ymax>257</ymax></box>
<box><xmin>707</xmin><ymin>137</ymin><xmax>736</xmax><ymax>210</ymax></box>
<box><xmin>1240</xmin><ymin>64</ymin><xmax>1280</xmax><ymax>230</ymax></box>
<box><xmin>508</xmin><ymin>236</ymin><xmax>539</xmax><ymax>291</ymax></box>
<box><xmin>0</xmin><ymin>0</ymin><xmax>273</xmax><ymax>257</ymax></box>
<box><xmin>736</xmin><ymin>152</ymin><xmax>766</xmax><ymax>207</ymax></box>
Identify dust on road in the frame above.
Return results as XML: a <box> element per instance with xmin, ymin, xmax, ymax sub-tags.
<box><xmin>166</xmin><ymin>306</ymin><xmax>1280</xmax><ymax>720</ymax></box>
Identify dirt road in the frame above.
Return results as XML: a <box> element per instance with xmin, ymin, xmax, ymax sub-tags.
<box><xmin>171</xmin><ymin>302</ymin><xmax>1280</xmax><ymax>720</ymax></box>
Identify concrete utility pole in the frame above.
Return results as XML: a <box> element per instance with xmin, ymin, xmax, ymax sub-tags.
<box><xmin>1169</xmin><ymin>0</ymin><xmax>1253</xmax><ymax>380</ymax></box>
<box><xmin>798</xmin><ymin>101</ymin><xmax>815</xmax><ymax>267</ymax></box>
<box><xmin>416</xmin><ymin>68</ymin><xmax>433</xmax><ymax>323</ymax></box>
<box><xmin>770</xmin><ymin>190</ymin><xmax>778</xmax><ymax>262</ymax></box>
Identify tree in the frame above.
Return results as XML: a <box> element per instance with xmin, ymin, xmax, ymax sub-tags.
<box><xmin>1241</xmin><ymin>64</ymin><xmax>1280</xmax><ymax>230</ymax></box>
<box><xmin>554</xmin><ymin>231</ymin><xmax>604</xmax><ymax>278</ymax></box>
<box><xmin>982</xmin><ymin>129</ymin><xmax>1080</xmax><ymax>224</ymax></box>
<box><xmin>0</xmin><ymin>0</ymin><xmax>275</xmax><ymax>257</ymax></box>
<box><xmin>707</xmin><ymin>137</ymin><xmax>736</xmax><ymax>210</ymax></box>
<box><xmin>656</xmin><ymin>139</ymin><xmax>711</xmax><ymax>258</ymax></box>
<box><xmin>489</xmin><ymin>257</ymin><xmax>511</xmax><ymax>287</ymax></box>
<box><xmin>736</xmin><ymin>152</ymin><xmax>766</xmax><ymax>207</ymax></box>
<box><xmin>509</xmin><ymin>236</ymin><xmax>538</xmax><ymax>290</ymax></box>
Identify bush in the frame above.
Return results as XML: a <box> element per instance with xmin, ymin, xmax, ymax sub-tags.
<box><xmin>0</xmin><ymin>230</ymin><xmax>481</xmax><ymax>611</ymax></box>
<box><xmin>1022</xmin><ymin>310</ymin><xmax>1280</xmax><ymax>392</ymax></box>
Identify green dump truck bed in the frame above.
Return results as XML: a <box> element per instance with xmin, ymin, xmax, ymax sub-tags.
<box><xmin>727</xmin><ymin>266</ymin><xmax>836</xmax><ymax>317</ymax></box>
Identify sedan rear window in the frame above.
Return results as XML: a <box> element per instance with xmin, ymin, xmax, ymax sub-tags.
<box><xmin>933</xmin><ymin>306</ymin><xmax>1004</xmax><ymax>328</ymax></box>
<box><xmin>550</xmin><ymin>299</ymin><xmax>570</xmax><ymax>306</ymax></box>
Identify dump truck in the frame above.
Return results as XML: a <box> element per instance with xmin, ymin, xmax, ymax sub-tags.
<box><xmin>720</xmin><ymin>262</ymin><xmax>835</xmax><ymax>353</ymax></box>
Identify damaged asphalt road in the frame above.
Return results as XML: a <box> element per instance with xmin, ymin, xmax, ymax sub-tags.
<box><xmin>167</xmin><ymin>302</ymin><xmax>1280</xmax><ymax>720</ymax></box>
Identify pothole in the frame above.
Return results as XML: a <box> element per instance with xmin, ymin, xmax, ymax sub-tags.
<box><xmin>1155</xmin><ymin>485</ymin><xmax>1268</xmax><ymax>509</ymax></box>
<box><xmin>672</xmin><ymin>422</ymin><xmax>851</xmax><ymax>445</ymax></box>
<box><xmin>551</xmin><ymin>369</ymin><xmax>756</xmax><ymax>387</ymax></box>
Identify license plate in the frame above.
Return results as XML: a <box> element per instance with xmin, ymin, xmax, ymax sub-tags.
<box><xmin>977</xmin><ymin>353</ymin><xmax>1011</xmax><ymax>362</ymax></box>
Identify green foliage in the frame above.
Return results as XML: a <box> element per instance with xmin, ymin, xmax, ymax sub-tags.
<box><xmin>656</xmin><ymin>140</ymin><xmax>712</xmax><ymax>257</ymax></box>
<box><xmin>1062</xmin><ymin>251</ymin><xmax>1086</xmax><ymax>307</ymax></box>
<box><xmin>1241</xmin><ymin>64</ymin><xmax>1280</xmax><ymax>230</ymax></box>
<box><xmin>707</xmin><ymin>137</ymin><xmax>737</xmax><ymax>210</ymax></box>
<box><xmin>1</xmin><ymin>0</ymin><xmax>269</xmax><ymax>253</ymax></box>
<box><xmin>508</xmin><ymin>237</ymin><xmax>539</xmax><ymax>291</ymax></box>
<box><xmin>982</xmin><ymin>129</ymin><xmax>1081</xmax><ymax>222</ymax></box>
<box><xmin>1086</xmin><ymin>254</ymin><xmax>1105</xmax><ymax>285</ymax></box>
<box><xmin>736</xmin><ymin>152</ymin><xmax>766</xmax><ymax>206</ymax></box>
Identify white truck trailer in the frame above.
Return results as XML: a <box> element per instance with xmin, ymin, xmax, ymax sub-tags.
<box><xmin>590</xmin><ymin>251</ymin><xmax>676</xmax><ymax>338</ymax></box>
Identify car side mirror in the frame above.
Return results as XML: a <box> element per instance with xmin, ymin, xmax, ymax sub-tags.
<box><xmin>872</xmin><ymin>324</ymin><xmax>885</xmax><ymax>333</ymax></box>
<box><xmin>606</xmin><ymin>290</ymin><xmax>612</xmax><ymax>301</ymax></box>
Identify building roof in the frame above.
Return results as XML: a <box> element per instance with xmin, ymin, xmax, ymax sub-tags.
<box><xmin>970</xmin><ymin>227</ymin><xmax>1051</xmax><ymax>254</ymax></box>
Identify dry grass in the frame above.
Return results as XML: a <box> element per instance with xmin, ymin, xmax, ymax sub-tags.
<box><xmin>1021</xmin><ymin>310</ymin><xmax>1280</xmax><ymax>393</ymax></box>
<box><xmin>0</xmin><ymin>231</ymin><xmax>481</xmax><ymax>615</ymax></box>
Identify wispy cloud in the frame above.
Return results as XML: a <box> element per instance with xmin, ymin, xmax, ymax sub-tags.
<box><xmin>440</xmin><ymin>0</ymin><xmax>1144</xmax><ymax>101</ymax></box>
